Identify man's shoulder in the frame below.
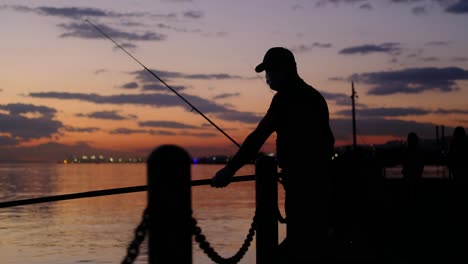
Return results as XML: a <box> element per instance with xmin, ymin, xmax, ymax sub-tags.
<box><xmin>300</xmin><ymin>82</ymin><xmax>327</xmax><ymax>103</ymax></box>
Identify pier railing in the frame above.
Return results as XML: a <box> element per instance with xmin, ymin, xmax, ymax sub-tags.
<box><xmin>0</xmin><ymin>144</ymin><xmax>282</xmax><ymax>264</ymax></box>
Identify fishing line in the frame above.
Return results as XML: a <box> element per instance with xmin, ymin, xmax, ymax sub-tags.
<box><xmin>84</xmin><ymin>19</ymin><xmax>240</xmax><ymax>148</ymax></box>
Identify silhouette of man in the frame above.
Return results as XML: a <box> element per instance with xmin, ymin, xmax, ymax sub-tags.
<box><xmin>211</xmin><ymin>47</ymin><xmax>335</xmax><ymax>263</ymax></box>
<box><xmin>401</xmin><ymin>132</ymin><xmax>424</xmax><ymax>181</ymax></box>
<box><xmin>447</xmin><ymin>126</ymin><xmax>468</xmax><ymax>183</ymax></box>
<box><xmin>401</xmin><ymin>132</ymin><xmax>424</xmax><ymax>206</ymax></box>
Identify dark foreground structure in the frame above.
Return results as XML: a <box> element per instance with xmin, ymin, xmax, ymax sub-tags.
<box><xmin>1</xmin><ymin>145</ymin><xmax>467</xmax><ymax>264</ymax></box>
<box><xmin>330</xmin><ymin>150</ymin><xmax>468</xmax><ymax>263</ymax></box>
<box><xmin>144</xmin><ymin>145</ymin><xmax>468</xmax><ymax>263</ymax></box>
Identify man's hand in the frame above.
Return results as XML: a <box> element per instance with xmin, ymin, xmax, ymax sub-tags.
<box><xmin>210</xmin><ymin>166</ymin><xmax>235</xmax><ymax>188</ymax></box>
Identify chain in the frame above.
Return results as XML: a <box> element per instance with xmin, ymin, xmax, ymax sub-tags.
<box><xmin>277</xmin><ymin>207</ymin><xmax>287</xmax><ymax>224</ymax></box>
<box><xmin>121</xmin><ymin>207</ymin><xmax>149</xmax><ymax>264</ymax></box>
<box><xmin>277</xmin><ymin>172</ymin><xmax>287</xmax><ymax>224</ymax></box>
<box><xmin>120</xmin><ymin>172</ymin><xmax>286</xmax><ymax>263</ymax></box>
<box><xmin>191</xmin><ymin>215</ymin><xmax>257</xmax><ymax>264</ymax></box>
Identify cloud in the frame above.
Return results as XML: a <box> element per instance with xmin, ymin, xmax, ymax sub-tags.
<box><xmin>335</xmin><ymin>106</ymin><xmax>468</xmax><ymax>118</ymax></box>
<box><xmin>351</xmin><ymin>67</ymin><xmax>468</xmax><ymax>95</ymax></box>
<box><xmin>184</xmin><ymin>73</ymin><xmax>246</xmax><ymax>80</ymax></box>
<box><xmin>434</xmin><ymin>108</ymin><xmax>468</xmax><ymax>115</ymax></box>
<box><xmin>3</xmin><ymin>5</ymin><xmax>218</xmax><ymax>42</ymax></box>
<box><xmin>292</xmin><ymin>4</ymin><xmax>304</xmax><ymax>10</ymax></box>
<box><xmin>29</xmin><ymin>91</ymin><xmax>223</xmax><ymax>112</ymax></box>
<box><xmin>59</xmin><ymin>22</ymin><xmax>166</xmax><ymax>41</ymax></box>
<box><xmin>5</xmin><ymin>5</ymin><xmax>159</xmax><ymax>20</ymax></box>
<box><xmin>76</xmin><ymin>110</ymin><xmax>134</xmax><ymax>120</ymax></box>
<box><xmin>63</xmin><ymin>126</ymin><xmax>101</xmax><ymax>133</ymax></box>
<box><xmin>213</xmin><ymin>93</ymin><xmax>241</xmax><ymax>100</ymax></box>
<box><xmin>321</xmin><ymin>91</ymin><xmax>354</xmax><ymax>106</ymax></box>
<box><xmin>179</xmin><ymin>131</ymin><xmax>218</xmax><ymax>138</ymax></box>
<box><xmin>328</xmin><ymin>77</ymin><xmax>346</xmax><ymax>81</ymax></box>
<box><xmin>330</xmin><ymin>117</ymin><xmax>444</xmax><ymax>140</ymax></box>
<box><xmin>132</xmin><ymin>69</ymin><xmax>246</xmax><ymax>82</ymax></box>
<box><xmin>412</xmin><ymin>6</ymin><xmax>427</xmax><ymax>15</ymax></box>
<box><xmin>0</xmin><ymin>103</ymin><xmax>57</xmax><ymax>117</ymax></box>
<box><xmin>156</xmin><ymin>23</ymin><xmax>201</xmax><ymax>33</ymax></box>
<box><xmin>37</xmin><ymin>6</ymin><xmax>109</xmax><ymax>19</ymax></box>
<box><xmin>389</xmin><ymin>0</ymin><xmax>425</xmax><ymax>3</ymax></box>
<box><xmin>0</xmin><ymin>103</ymin><xmax>62</xmax><ymax>141</ymax></box>
<box><xmin>126</xmin><ymin>68</ymin><xmax>244</xmax><ymax>93</ymax></box>
<box><xmin>0</xmin><ymin>136</ymin><xmax>18</xmax><ymax>146</ymax></box>
<box><xmin>425</xmin><ymin>41</ymin><xmax>450</xmax><ymax>46</ymax></box>
<box><xmin>107</xmin><ymin>127</ymin><xmax>177</xmax><ymax>136</ymax></box>
<box><xmin>142</xmin><ymin>83</ymin><xmax>186</xmax><ymax>92</ymax></box>
<box><xmin>453</xmin><ymin>57</ymin><xmax>468</xmax><ymax>62</ymax></box>
<box><xmin>162</xmin><ymin>0</ymin><xmax>193</xmax><ymax>2</ymax></box>
<box><xmin>445</xmin><ymin>0</ymin><xmax>468</xmax><ymax>14</ymax></box>
<box><xmin>335</xmin><ymin>107</ymin><xmax>431</xmax><ymax>117</ymax></box>
<box><xmin>214</xmin><ymin>110</ymin><xmax>262</xmax><ymax>124</ymax></box>
<box><xmin>121</xmin><ymin>82</ymin><xmax>139</xmax><ymax>89</ymax></box>
<box><xmin>360</xmin><ymin>3</ymin><xmax>373</xmax><ymax>10</ymax></box>
<box><xmin>139</xmin><ymin>120</ymin><xmax>201</xmax><ymax>129</ymax></box>
<box><xmin>0</xmin><ymin>112</ymin><xmax>62</xmax><ymax>140</ymax></box>
<box><xmin>201</xmin><ymin>31</ymin><xmax>228</xmax><ymax>38</ymax></box>
<box><xmin>115</xmin><ymin>42</ymin><xmax>137</xmax><ymax>50</ymax></box>
<box><xmin>387</xmin><ymin>0</ymin><xmax>468</xmax><ymax>15</ymax></box>
<box><xmin>290</xmin><ymin>42</ymin><xmax>333</xmax><ymax>53</ymax></box>
<box><xmin>149</xmin><ymin>130</ymin><xmax>177</xmax><ymax>136</ymax></box>
<box><xmin>420</xmin><ymin>56</ymin><xmax>439</xmax><ymax>62</ymax></box>
<box><xmin>339</xmin><ymin>43</ymin><xmax>402</xmax><ymax>55</ymax></box>
<box><xmin>94</xmin><ymin>69</ymin><xmax>107</xmax><ymax>75</ymax></box>
<box><xmin>29</xmin><ymin>92</ymin><xmax>261</xmax><ymax>124</ymax></box>
<box><xmin>109</xmin><ymin>128</ymin><xmax>149</xmax><ymax>134</ymax></box>
<box><xmin>182</xmin><ymin>10</ymin><xmax>203</xmax><ymax>19</ymax></box>
<box><xmin>315</xmin><ymin>0</ymin><xmax>367</xmax><ymax>7</ymax></box>
<box><xmin>110</xmin><ymin>127</ymin><xmax>218</xmax><ymax>138</ymax></box>
<box><xmin>6</xmin><ymin>5</ymin><xmax>106</xmax><ymax>19</ymax></box>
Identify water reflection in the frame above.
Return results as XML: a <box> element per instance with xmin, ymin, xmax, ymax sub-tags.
<box><xmin>0</xmin><ymin>163</ymin><xmax>272</xmax><ymax>264</ymax></box>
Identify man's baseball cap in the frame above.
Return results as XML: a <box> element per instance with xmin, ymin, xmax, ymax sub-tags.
<box><xmin>255</xmin><ymin>47</ymin><xmax>296</xmax><ymax>73</ymax></box>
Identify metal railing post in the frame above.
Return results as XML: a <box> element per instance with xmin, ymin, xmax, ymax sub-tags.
<box><xmin>147</xmin><ymin>145</ymin><xmax>192</xmax><ymax>264</ymax></box>
<box><xmin>255</xmin><ymin>155</ymin><xmax>279</xmax><ymax>264</ymax></box>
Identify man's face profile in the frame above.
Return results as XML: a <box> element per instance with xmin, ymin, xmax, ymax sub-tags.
<box><xmin>265</xmin><ymin>70</ymin><xmax>287</xmax><ymax>91</ymax></box>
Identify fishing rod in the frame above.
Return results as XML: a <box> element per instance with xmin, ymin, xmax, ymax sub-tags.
<box><xmin>84</xmin><ymin>19</ymin><xmax>241</xmax><ymax>148</ymax></box>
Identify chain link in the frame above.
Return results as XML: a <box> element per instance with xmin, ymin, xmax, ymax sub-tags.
<box><xmin>120</xmin><ymin>174</ymin><xmax>287</xmax><ymax>264</ymax></box>
<box><xmin>191</xmin><ymin>215</ymin><xmax>256</xmax><ymax>264</ymax></box>
<box><xmin>121</xmin><ymin>207</ymin><xmax>149</xmax><ymax>264</ymax></box>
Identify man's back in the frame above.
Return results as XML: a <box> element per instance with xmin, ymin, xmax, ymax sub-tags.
<box><xmin>271</xmin><ymin>79</ymin><xmax>335</xmax><ymax>169</ymax></box>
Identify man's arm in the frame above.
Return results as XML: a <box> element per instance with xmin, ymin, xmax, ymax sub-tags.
<box><xmin>211</xmin><ymin>109</ymin><xmax>276</xmax><ymax>188</ymax></box>
<box><xmin>225</xmin><ymin>112</ymin><xmax>276</xmax><ymax>172</ymax></box>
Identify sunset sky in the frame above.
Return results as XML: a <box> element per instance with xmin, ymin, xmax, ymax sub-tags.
<box><xmin>1</xmin><ymin>0</ymin><xmax>467</xmax><ymax>162</ymax></box>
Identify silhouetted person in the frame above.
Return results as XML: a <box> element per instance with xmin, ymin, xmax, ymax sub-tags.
<box><xmin>397</xmin><ymin>132</ymin><xmax>425</xmax><ymax>262</ymax></box>
<box><xmin>401</xmin><ymin>132</ymin><xmax>424</xmax><ymax>182</ymax></box>
<box><xmin>210</xmin><ymin>47</ymin><xmax>335</xmax><ymax>263</ymax></box>
<box><xmin>401</xmin><ymin>132</ymin><xmax>424</xmax><ymax>207</ymax></box>
<box><xmin>447</xmin><ymin>126</ymin><xmax>468</xmax><ymax>262</ymax></box>
<box><xmin>447</xmin><ymin>126</ymin><xmax>468</xmax><ymax>183</ymax></box>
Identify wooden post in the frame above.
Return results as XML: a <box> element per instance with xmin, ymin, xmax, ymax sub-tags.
<box><xmin>256</xmin><ymin>155</ymin><xmax>279</xmax><ymax>264</ymax></box>
<box><xmin>147</xmin><ymin>145</ymin><xmax>192</xmax><ymax>264</ymax></box>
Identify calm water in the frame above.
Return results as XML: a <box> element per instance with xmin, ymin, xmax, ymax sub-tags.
<box><xmin>0</xmin><ymin>163</ymin><xmax>449</xmax><ymax>264</ymax></box>
<box><xmin>0</xmin><ymin>163</ymin><xmax>286</xmax><ymax>264</ymax></box>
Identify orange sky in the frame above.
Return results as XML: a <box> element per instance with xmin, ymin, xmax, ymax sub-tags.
<box><xmin>1</xmin><ymin>1</ymin><xmax>467</xmax><ymax>162</ymax></box>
